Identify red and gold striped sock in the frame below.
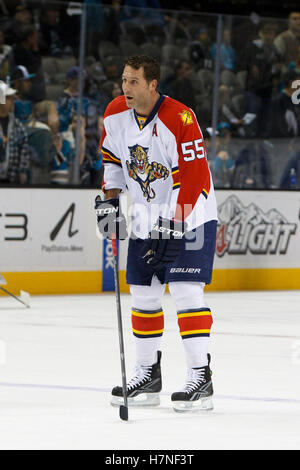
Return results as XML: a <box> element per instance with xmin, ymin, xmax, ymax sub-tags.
<box><xmin>177</xmin><ymin>308</ymin><xmax>213</xmax><ymax>339</ymax></box>
<box><xmin>131</xmin><ymin>308</ymin><xmax>164</xmax><ymax>338</ymax></box>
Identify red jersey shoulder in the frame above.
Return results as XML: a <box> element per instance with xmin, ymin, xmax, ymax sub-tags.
<box><xmin>104</xmin><ymin>95</ymin><xmax>129</xmax><ymax>118</ymax></box>
<box><xmin>158</xmin><ymin>96</ymin><xmax>197</xmax><ymax>137</ymax></box>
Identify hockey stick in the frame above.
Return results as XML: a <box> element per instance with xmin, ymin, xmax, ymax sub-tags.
<box><xmin>111</xmin><ymin>235</ymin><xmax>128</xmax><ymax>421</ymax></box>
<box><xmin>0</xmin><ymin>286</ymin><xmax>31</xmax><ymax>308</ymax></box>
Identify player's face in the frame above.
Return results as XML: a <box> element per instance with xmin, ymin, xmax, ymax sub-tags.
<box><xmin>122</xmin><ymin>65</ymin><xmax>156</xmax><ymax>113</ymax></box>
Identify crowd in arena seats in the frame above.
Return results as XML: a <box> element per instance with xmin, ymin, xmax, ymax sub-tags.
<box><xmin>0</xmin><ymin>0</ymin><xmax>300</xmax><ymax>189</ymax></box>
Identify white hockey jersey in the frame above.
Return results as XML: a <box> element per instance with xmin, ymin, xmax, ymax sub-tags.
<box><xmin>100</xmin><ymin>94</ymin><xmax>217</xmax><ymax>238</ymax></box>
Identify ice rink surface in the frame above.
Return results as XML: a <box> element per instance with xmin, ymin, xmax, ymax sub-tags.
<box><xmin>0</xmin><ymin>290</ymin><xmax>299</xmax><ymax>450</ymax></box>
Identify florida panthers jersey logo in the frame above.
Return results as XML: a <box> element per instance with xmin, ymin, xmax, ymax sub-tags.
<box><xmin>126</xmin><ymin>144</ymin><xmax>169</xmax><ymax>202</ymax></box>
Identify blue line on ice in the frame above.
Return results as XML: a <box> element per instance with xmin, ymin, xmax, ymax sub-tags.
<box><xmin>0</xmin><ymin>381</ymin><xmax>299</xmax><ymax>404</ymax></box>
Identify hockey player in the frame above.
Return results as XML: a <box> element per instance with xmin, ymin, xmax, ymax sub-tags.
<box><xmin>95</xmin><ymin>55</ymin><xmax>218</xmax><ymax>411</ymax></box>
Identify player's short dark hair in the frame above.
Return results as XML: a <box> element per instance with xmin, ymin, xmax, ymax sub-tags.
<box><xmin>124</xmin><ymin>55</ymin><xmax>161</xmax><ymax>84</ymax></box>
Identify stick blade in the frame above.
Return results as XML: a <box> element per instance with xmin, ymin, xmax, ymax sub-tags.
<box><xmin>119</xmin><ymin>405</ymin><xmax>128</xmax><ymax>421</ymax></box>
<box><xmin>20</xmin><ymin>290</ymin><xmax>31</xmax><ymax>308</ymax></box>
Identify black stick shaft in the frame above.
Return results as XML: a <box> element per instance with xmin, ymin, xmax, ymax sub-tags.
<box><xmin>112</xmin><ymin>237</ymin><xmax>128</xmax><ymax>420</ymax></box>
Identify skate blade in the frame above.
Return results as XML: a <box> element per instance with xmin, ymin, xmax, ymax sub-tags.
<box><xmin>111</xmin><ymin>393</ymin><xmax>160</xmax><ymax>407</ymax></box>
<box><xmin>172</xmin><ymin>396</ymin><xmax>213</xmax><ymax>413</ymax></box>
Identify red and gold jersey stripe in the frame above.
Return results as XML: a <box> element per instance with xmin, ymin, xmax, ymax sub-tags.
<box><xmin>101</xmin><ymin>146</ymin><xmax>122</xmax><ymax>167</ymax></box>
<box><xmin>201</xmin><ymin>188</ymin><xmax>209</xmax><ymax>199</ymax></box>
<box><xmin>172</xmin><ymin>166</ymin><xmax>181</xmax><ymax>190</ymax></box>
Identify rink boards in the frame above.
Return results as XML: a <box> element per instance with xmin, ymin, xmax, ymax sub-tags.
<box><xmin>0</xmin><ymin>187</ymin><xmax>299</xmax><ymax>294</ymax></box>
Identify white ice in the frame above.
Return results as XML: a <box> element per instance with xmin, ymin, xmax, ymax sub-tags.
<box><xmin>0</xmin><ymin>290</ymin><xmax>299</xmax><ymax>450</ymax></box>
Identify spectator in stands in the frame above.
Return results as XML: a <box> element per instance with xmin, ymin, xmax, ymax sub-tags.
<box><xmin>232</xmin><ymin>141</ymin><xmax>272</xmax><ymax>189</ymax></box>
<box><xmin>85</xmin><ymin>56</ymin><xmax>108</xmax><ymax>89</ymax></box>
<box><xmin>0</xmin><ymin>27</ymin><xmax>12</xmax><ymax>79</ymax></box>
<box><xmin>244</xmin><ymin>22</ymin><xmax>282</xmax><ymax>137</ymax></box>
<box><xmin>288</xmin><ymin>44</ymin><xmax>300</xmax><ymax>74</ymax></box>
<box><xmin>10</xmin><ymin>65</ymin><xmax>35</xmax><ymax>124</ymax></box>
<box><xmin>163</xmin><ymin>11</ymin><xmax>188</xmax><ymax>44</ymax></box>
<box><xmin>84</xmin><ymin>0</ymin><xmax>105</xmax><ymax>56</ymax></box>
<box><xmin>82</xmin><ymin>103</ymin><xmax>103</xmax><ymax>186</ymax></box>
<box><xmin>51</xmin><ymin>128</ymin><xmax>75</xmax><ymax>185</ymax></box>
<box><xmin>39</xmin><ymin>5</ymin><xmax>73</xmax><ymax>58</ymax></box>
<box><xmin>270</xmin><ymin>70</ymin><xmax>300</xmax><ymax>138</ymax></box>
<box><xmin>188</xmin><ymin>25</ymin><xmax>213</xmax><ymax>71</ymax></box>
<box><xmin>202</xmin><ymin>127</ymin><xmax>220</xmax><ymax>164</ymax></box>
<box><xmin>12</xmin><ymin>3</ymin><xmax>32</xmax><ymax>26</ymax></box>
<box><xmin>217</xmin><ymin>84</ymin><xmax>257</xmax><ymax>137</ymax></box>
<box><xmin>27</xmin><ymin>100</ymin><xmax>75</xmax><ymax>185</ymax></box>
<box><xmin>81</xmin><ymin>78</ymin><xmax>108</xmax><ymax>186</ymax></box>
<box><xmin>102</xmin><ymin>0</ymin><xmax>122</xmax><ymax>45</ymax></box>
<box><xmin>211</xmin><ymin>28</ymin><xmax>235</xmax><ymax>71</ymax></box>
<box><xmin>218</xmin><ymin>84</ymin><xmax>245</xmax><ymax>134</ymax></box>
<box><xmin>84</xmin><ymin>63</ymin><xmax>111</xmax><ymax>115</ymax></box>
<box><xmin>217</xmin><ymin>121</ymin><xmax>236</xmax><ymax>155</ymax></box>
<box><xmin>100</xmin><ymin>80</ymin><xmax>122</xmax><ymax>103</ymax></box>
<box><xmin>206</xmin><ymin>122</ymin><xmax>235</xmax><ymax>188</ymax></box>
<box><xmin>230</xmin><ymin>13</ymin><xmax>261</xmax><ymax>71</ymax></box>
<box><xmin>274</xmin><ymin>12</ymin><xmax>300</xmax><ymax>67</ymax></box>
<box><xmin>26</xmin><ymin>100</ymin><xmax>57</xmax><ymax>184</ymax></box>
<box><xmin>57</xmin><ymin>67</ymin><xmax>96</xmax><ymax>183</ymax></box>
<box><xmin>57</xmin><ymin>66</ymin><xmax>90</xmax><ymax>132</ymax></box>
<box><xmin>7</xmin><ymin>3</ymin><xmax>32</xmax><ymax>45</ymax></box>
<box><xmin>161</xmin><ymin>60</ymin><xmax>196</xmax><ymax>110</ymax></box>
<box><xmin>211</xmin><ymin>148</ymin><xmax>235</xmax><ymax>188</ymax></box>
<box><xmin>280</xmin><ymin>150</ymin><xmax>300</xmax><ymax>189</ymax></box>
<box><xmin>69</xmin><ymin>113</ymin><xmax>87</xmax><ymax>184</ymax></box>
<box><xmin>11</xmin><ymin>24</ymin><xmax>46</xmax><ymax>102</ymax></box>
<box><xmin>0</xmin><ymin>83</ymin><xmax>29</xmax><ymax>184</ymax></box>
<box><xmin>98</xmin><ymin>114</ymin><xmax>104</xmax><ymax>136</ymax></box>
<box><xmin>120</xmin><ymin>0</ymin><xmax>164</xmax><ymax>27</ymax></box>
<box><xmin>103</xmin><ymin>56</ymin><xmax>122</xmax><ymax>82</ymax></box>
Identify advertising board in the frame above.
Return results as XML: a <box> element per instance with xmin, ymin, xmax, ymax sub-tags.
<box><xmin>1</xmin><ymin>188</ymin><xmax>299</xmax><ymax>293</ymax></box>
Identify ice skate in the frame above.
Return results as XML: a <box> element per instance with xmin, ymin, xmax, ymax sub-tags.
<box><xmin>171</xmin><ymin>354</ymin><xmax>213</xmax><ymax>412</ymax></box>
<box><xmin>111</xmin><ymin>351</ymin><xmax>162</xmax><ymax>407</ymax></box>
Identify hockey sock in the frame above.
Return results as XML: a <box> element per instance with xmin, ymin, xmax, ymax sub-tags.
<box><xmin>169</xmin><ymin>282</ymin><xmax>213</xmax><ymax>369</ymax></box>
<box><xmin>177</xmin><ymin>308</ymin><xmax>212</xmax><ymax>368</ymax></box>
<box><xmin>130</xmin><ymin>277</ymin><xmax>165</xmax><ymax>366</ymax></box>
<box><xmin>182</xmin><ymin>336</ymin><xmax>210</xmax><ymax>368</ymax></box>
<box><xmin>131</xmin><ymin>307</ymin><xmax>164</xmax><ymax>366</ymax></box>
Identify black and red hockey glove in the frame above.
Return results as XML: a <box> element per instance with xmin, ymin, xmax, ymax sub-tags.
<box><xmin>140</xmin><ymin>216</ymin><xmax>186</xmax><ymax>270</ymax></box>
<box><xmin>94</xmin><ymin>195</ymin><xmax>128</xmax><ymax>240</ymax></box>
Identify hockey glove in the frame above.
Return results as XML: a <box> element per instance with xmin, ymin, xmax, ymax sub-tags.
<box><xmin>94</xmin><ymin>195</ymin><xmax>128</xmax><ymax>240</ymax></box>
<box><xmin>141</xmin><ymin>216</ymin><xmax>186</xmax><ymax>270</ymax></box>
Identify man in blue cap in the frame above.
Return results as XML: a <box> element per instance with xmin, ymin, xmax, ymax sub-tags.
<box><xmin>10</xmin><ymin>65</ymin><xmax>36</xmax><ymax>124</ymax></box>
<box><xmin>188</xmin><ymin>25</ymin><xmax>213</xmax><ymax>71</ymax></box>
